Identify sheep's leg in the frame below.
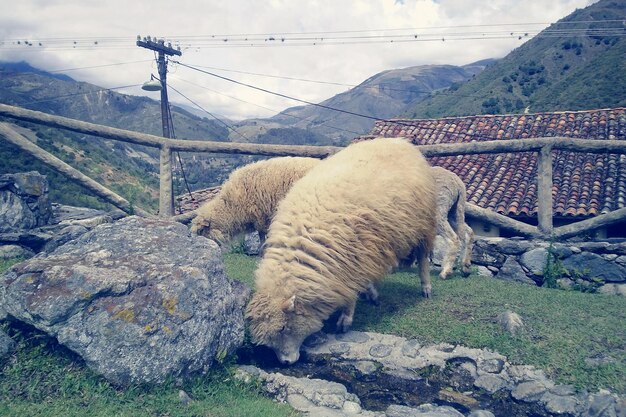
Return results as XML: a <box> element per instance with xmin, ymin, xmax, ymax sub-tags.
<box><xmin>439</xmin><ymin>220</ymin><xmax>460</xmax><ymax>280</ymax></box>
<box><xmin>363</xmin><ymin>282</ymin><xmax>380</xmax><ymax>305</ymax></box>
<box><xmin>257</xmin><ymin>230</ymin><xmax>267</xmax><ymax>256</ymax></box>
<box><xmin>417</xmin><ymin>249</ymin><xmax>432</xmax><ymax>298</ymax></box>
<box><xmin>460</xmin><ymin>224</ymin><xmax>474</xmax><ymax>276</ymax></box>
<box><xmin>336</xmin><ymin>298</ymin><xmax>357</xmax><ymax>333</ymax></box>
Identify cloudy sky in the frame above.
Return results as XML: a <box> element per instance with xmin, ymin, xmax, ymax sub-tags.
<box><xmin>1</xmin><ymin>0</ymin><xmax>596</xmax><ymax>121</ymax></box>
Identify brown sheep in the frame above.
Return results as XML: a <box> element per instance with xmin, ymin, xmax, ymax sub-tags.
<box><xmin>190</xmin><ymin>157</ymin><xmax>320</xmax><ymax>248</ymax></box>
<box><xmin>246</xmin><ymin>137</ymin><xmax>437</xmax><ymax>364</ymax></box>
<box><xmin>398</xmin><ymin>166</ymin><xmax>474</xmax><ymax>279</ymax></box>
<box><xmin>431</xmin><ymin>166</ymin><xmax>474</xmax><ymax>279</ymax></box>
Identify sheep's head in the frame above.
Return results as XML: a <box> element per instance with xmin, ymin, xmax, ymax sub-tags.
<box><xmin>191</xmin><ymin>216</ymin><xmax>229</xmax><ymax>248</ymax></box>
<box><xmin>246</xmin><ymin>292</ymin><xmax>322</xmax><ymax>365</ymax></box>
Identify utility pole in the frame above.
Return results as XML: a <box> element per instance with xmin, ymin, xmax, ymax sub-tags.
<box><xmin>136</xmin><ymin>36</ymin><xmax>181</xmax><ymax>139</ymax></box>
<box><xmin>136</xmin><ymin>36</ymin><xmax>182</xmax><ymax>217</ymax></box>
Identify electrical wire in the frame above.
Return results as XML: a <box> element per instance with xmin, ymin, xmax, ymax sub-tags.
<box><xmin>46</xmin><ymin>60</ymin><xmax>153</xmax><ymax>73</ymax></box>
<box><xmin>167</xmin><ymin>82</ymin><xmax>251</xmax><ymax>142</ymax></box>
<box><xmin>173</xmin><ymin>60</ymin><xmax>514</xmax><ymax>141</ymax></box>
<box><xmin>1</xmin><ymin>19</ymin><xmax>623</xmax><ymax>50</ymax></box>
<box><xmin>170</xmin><ymin>75</ymin><xmax>364</xmax><ymax>136</ymax></box>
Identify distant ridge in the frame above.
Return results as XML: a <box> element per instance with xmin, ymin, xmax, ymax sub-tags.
<box><xmin>404</xmin><ymin>0</ymin><xmax>626</xmax><ymax>118</ymax></box>
<box><xmin>0</xmin><ymin>61</ymin><xmax>74</xmax><ymax>82</ymax></box>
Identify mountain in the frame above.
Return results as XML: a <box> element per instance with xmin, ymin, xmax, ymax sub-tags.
<box><xmin>0</xmin><ymin>66</ymin><xmax>258</xmax><ymax>211</ymax></box>
<box><xmin>404</xmin><ymin>0</ymin><xmax>626</xmax><ymax>118</ymax></box>
<box><xmin>0</xmin><ymin>61</ymin><xmax>74</xmax><ymax>82</ymax></box>
<box><xmin>232</xmin><ymin>61</ymin><xmax>494</xmax><ymax>145</ymax></box>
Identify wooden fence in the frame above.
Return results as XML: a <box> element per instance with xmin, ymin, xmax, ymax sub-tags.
<box><xmin>1</xmin><ymin>103</ymin><xmax>625</xmax><ymax>240</ymax></box>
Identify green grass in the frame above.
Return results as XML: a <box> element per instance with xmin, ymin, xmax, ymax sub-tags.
<box><xmin>0</xmin><ymin>324</ymin><xmax>297</xmax><ymax>417</ymax></box>
<box><xmin>223</xmin><ymin>255</ymin><xmax>626</xmax><ymax>395</ymax></box>
<box><xmin>0</xmin><ymin>258</ymin><xmax>23</xmax><ymax>274</ymax></box>
<box><xmin>0</xmin><ymin>255</ymin><xmax>295</xmax><ymax>417</ymax></box>
<box><xmin>2</xmin><ymin>253</ymin><xmax>624</xmax><ymax>417</ymax></box>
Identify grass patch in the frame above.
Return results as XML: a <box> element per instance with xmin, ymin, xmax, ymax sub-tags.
<box><xmin>2</xmin><ymin>253</ymin><xmax>623</xmax><ymax>416</ymax></box>
<box><xmin>223</xmin><ymin>255</ymin><xmax>626</xmax><ymax>395</ymax></box>
<box><xmin>0</xmin><ymin>258</ymin><xmax>23</xmax><ymax>274</ymax></box>
<box><xmin>0</xmin><ymin>324</ymin><xmax>297</xmax><ymax>417</ymax></box>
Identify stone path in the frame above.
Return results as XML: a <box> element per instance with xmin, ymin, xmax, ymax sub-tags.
<box><xmin>237</xmin><ymin>331</ymin><xmax>624</xmax><ymax>417</ymax></box>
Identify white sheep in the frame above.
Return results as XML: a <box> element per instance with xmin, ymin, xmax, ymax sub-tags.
<box><xmin>246</xmin><ymin>138</ymin><xmax>437</xmax><ymax>364</ymax></box>
<box><xmin>190</xmin><ymin>157</ymin><xmax>320</xmax><ymax>248</ymax></box>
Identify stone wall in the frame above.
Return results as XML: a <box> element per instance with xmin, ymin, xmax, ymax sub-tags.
<box><xmin>0</xmin><ymin>171</ymin><xmax>51</xmax><ymax>233</ymax></box>
<box><xmin>471</xmin><ymin>237</ymin><xmax>626</xmax><ymax>295</ymax></box>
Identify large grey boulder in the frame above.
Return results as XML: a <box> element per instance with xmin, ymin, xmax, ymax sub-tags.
<box><xmin>0</xmin><ymin>172</ymin><xmax>51</xmax><ymax>233</ymax></box>
<box><xmin>0</xmin><ymin>216</ymin><xmax>250</xmax><ymax>386</ymax></box>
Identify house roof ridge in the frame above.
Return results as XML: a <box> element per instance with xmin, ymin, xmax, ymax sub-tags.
<box><xmin>383</xmin><ymin>107</ymin><xmax>626</xmax><ymax>123</ymax></box>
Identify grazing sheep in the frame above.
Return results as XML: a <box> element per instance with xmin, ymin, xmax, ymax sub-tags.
<box><xmin>401</xmin><ymin>167</ymin><xmax>474</xmax><ymax>278</ymax></box>
<box><xmin>246</xmin><ymin>137</ymin><xmax>437</xmax><ymax>364</ymax></box>
<box><xmin>431</xmin><ymin>166</ymin><xmax>474</xmax><ymax>279</ymax></box>
<box><xmin>190</xmin><ymin>157</ymin><xmax>320</xmax><ymax>248</ymax></box>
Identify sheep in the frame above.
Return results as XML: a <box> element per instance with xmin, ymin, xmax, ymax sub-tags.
<box><xmin>190</xmin><ymin>157</ymin><xmax>320</xmax><ymax>249</ymax></box>
<box><xmin>246</xmin><ymin>137</ymin><xmax>437</xmax><ymax>364</ymax></box>
<box><xmin>399</xmin><ymin>166</ymin><xmax>474</xmax><ymax>279</ymax></box>
<box><xmin>431</xmin><ymin>166</ymin><xmax>474</xmax><ymax>279</ymax></box>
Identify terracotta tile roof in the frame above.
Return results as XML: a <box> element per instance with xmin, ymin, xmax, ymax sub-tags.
<box><xmin>365</xmin><ymin>108</ymin><xmax>626</xmax><ymax>218</ymax></box>
<box><xmin>175</xmin><ymin>186</ymin><xmax>221</xmax><ymax>215</ymax></box>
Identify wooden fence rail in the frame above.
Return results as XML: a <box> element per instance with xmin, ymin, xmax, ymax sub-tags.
<box><xmin>1</xmin><ymin>103</ymin><xmax>625</xmax><ymax>239</ymax></box>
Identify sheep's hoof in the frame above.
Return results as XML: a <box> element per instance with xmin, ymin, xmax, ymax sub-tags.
<box><xmin>422</xmin><ymin>287</ymin><xmax>432</xmax><ymax>299</ymax></box>
<box><xmin>462</xmin><ymin>265</ymin><xmax>471</xmax><ymax>277</ymax></box>
<box><xmin>336</xmin><ymin>314</ymin><xmax>353</xmax><ymax>333</ymax></box>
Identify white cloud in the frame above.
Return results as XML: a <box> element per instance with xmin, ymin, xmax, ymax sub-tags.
<box><xmin>0</xmin><ymin>0</ymin><xmax>597</xmax><ymax>120</ymax></box>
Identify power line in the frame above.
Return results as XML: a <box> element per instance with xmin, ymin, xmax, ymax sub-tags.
<box><xmin>5</xmin><ymin>18</ymin><xmax>618</xmax><ymax>42</ymax></box>
<box><xmin>173</xmin><ymin>60</ymin><xmax>524</xmax><ymax>142</ymax></box>
<box><xmin>170</xmin><ymin>75</ymin><xmax>363</xmax><ymax>136</ymax></box>
<box><xmin>167</xmin><ymin>82</ymin><xmax>251</xmax><ymax>142</ymax></box>
<box><xmin>174</xmin><ymin>61</ymin><xmax>388</xmax><ymax>124</ymax></box>
<box><xmin>47</xmin><ymin>60</ymin><xmax>153</xmax><ymax>73</ymax></box>
<box><xmin>1</xmin><ymin>19</ymin><xmax>623</xmax><ymax>50</ymax></box>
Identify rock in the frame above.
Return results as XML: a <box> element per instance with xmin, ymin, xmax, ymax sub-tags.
<box><xmin>0</xmin><ymin>244</ymin><xmax>34</xmax><ymax>259</ymax></box>
<box><xmin>584</xmin><ymin>392</ymin><xmax>617</xmax><ymax>417</ymax></box>
<box><xmin>475</xmin><ymin>266</ymin><xmax>494</xmax><ymax>277</ymax></box>
<box><xmin>0</xmin><ymin>329</ymin><xmax>15</xmax><ymax>359</ymax></box>
<box><xmin>496</xmin><ymin>311</ymin><xmax>524</xmax><ymax>336</ymax></box>
<box><xmin>178</xmin><ymin>389</ymin><xmax>192</xmax><ymax>406</ymax></box>
<box><xmin>243</xmin><ymin>231</ymin><xmax>261</xmax><ymax>256</ymax></box>
<box><xmin>471</xmin><ymin>240</ymin><xmax>506</xmax><ymax>267</ymax></box>
<box><xmin>386</xmin><ymin>404</ymin><xmax>464</xmax><ymax>417</ymax></box>
<box><xmin>520</xmin><ymin>248</ymin><xmax>549</xmax><ymax>276</ymax></box>
<box><xmin>0</xmin><ymin>216</ymin><xmax>250</xmax><ymax>386</ymax></box>
<box><xmin>0</xmin><ymin>172</ymin><xmax>51</xmax><ymax>232</ymax></box>
<box><xmin>42</xmin><ymin>225</ymin><xmax>89</xmax><ymax>254</ymax></box>
<box><xmin>492</xmin><ymin>238</ymin><xmax>533</xmax><ymax>255</ymax></box>
<box><xmin>598</xmin><ymin>284</ymin><xmax>626</xmax><ymax>297</ymax></box>
<box><xmin>562</xmin><ymin>252</ymin><xmax>626</xmax><ymax>283</ymax></box>
<box><xmin>557</xmin><ymin>278</ymin><xmax>574</xmax><ymax>290</ymax></box>
<box><xmin>496</xmin><ymin>257</ymin><xmax>537</xmax><ymax>285</ymax></box>
<box><xmin>50</xmin><ymin>204</ymin><xmax>121</xmax><ymax>224</ymax></box>
<box><xmin>541</xmin><ymin>392</ymin><xmax>579</xmax><ymax>415</ymax></box>
<box><xmin>474</xmin><ymin>374</ymin><xmax>509</xmax><ymax>393</ymax></box>
<box><xmin>511</xmin><ymin>380</ymin><xmax>550</xmax><ymax>402</ymax></box>
<box><xmin>467</xmin><ymin>412</ymin><xmax>496</xmax><ymax>417</ymax></box>
<box><xmin>337</xmin><ymin>331</ymin><xmax>370</xmax><ymax>343</ymax></box>
<box><xmin>0</xmin><ymin>230</ymin><xmax>55</xmax><ymax>253</ymax></box>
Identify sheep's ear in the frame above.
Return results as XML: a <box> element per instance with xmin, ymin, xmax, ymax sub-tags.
<box><xmin>281</xmin><ymin>295</ymin><xmax>297</xmax><ymax>313</ymax></box>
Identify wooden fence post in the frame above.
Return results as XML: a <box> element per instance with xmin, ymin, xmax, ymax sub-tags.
<box><xmin>537</xmin><ymin>144</ymin><xmax>554</xmax><ymax>237</ymax></box>
<box><xmin>159</xmin><ymin>144</ymin><xmax>174</xmax><ymax>217</ymax></box>
<box><xmin>0</xmin><ymin>123</ymin><xmax>150</xmax><ymax>217</ymax></box>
